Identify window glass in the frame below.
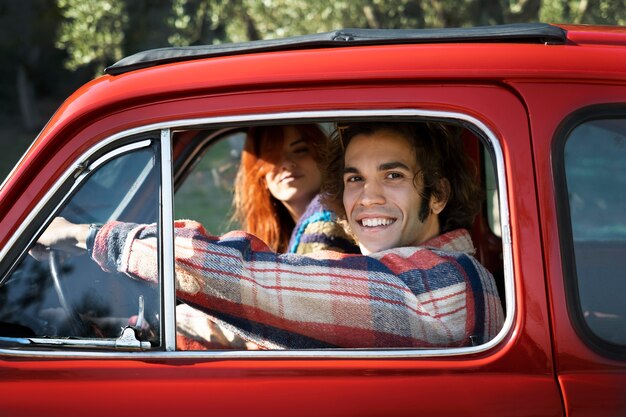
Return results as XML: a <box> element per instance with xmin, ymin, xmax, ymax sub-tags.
<box><xmin>564</xmin><ymin>118</ymin><xmax>626</xmax><ymax>346</ymax></box>
<box><xmin>0</xmin><ymin>143</ymin><xmax>161</xmax><ymax>349</ymax></box>
<box><xmin>171</xmin><ymin>121</ymin><xmax>505</xmax><ymax>351</ymax></box>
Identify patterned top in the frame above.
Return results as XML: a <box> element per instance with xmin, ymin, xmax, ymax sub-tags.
<box><xmin>287</xmin><ymin>194</ymin><xmax>359</xmax><ymax>254</ymax></box>
<box><xmin>92</xmin><ymin>221</ymin><xmax>504</xmax><ymax>349</ymax></box>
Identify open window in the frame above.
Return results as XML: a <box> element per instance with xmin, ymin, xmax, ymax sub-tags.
<box><xmin>170</xmin><ymin>118</ymin><xmax>506</xmax><ymax>351</ymax></box>
<box><xmin>174</xmin><ymin>128</ymin><xmax>246</xmax><ymax>235</ymax></box>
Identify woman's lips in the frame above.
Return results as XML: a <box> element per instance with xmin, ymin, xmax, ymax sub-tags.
<box><xmin>279</xmin><ymin>174</ymin><xmax>303</xmax><ymax>183</ymax></box>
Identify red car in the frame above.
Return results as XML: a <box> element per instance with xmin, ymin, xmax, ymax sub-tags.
<box><xmin>0</xmin><ymin>23</ymin><xmax>624</xmax><ymax>416</ymax></box>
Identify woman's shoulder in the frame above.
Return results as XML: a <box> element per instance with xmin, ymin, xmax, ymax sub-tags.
<box><xmin>289</xmin><ymin>194</ymin><xmax>359</xmax><ymax>254</ymax></box>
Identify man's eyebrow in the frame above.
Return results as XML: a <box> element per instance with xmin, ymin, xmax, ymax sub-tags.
<box><xmin>379</xmin><ymin>161</ymin><xmax>411</xmax><ymax>171</ymax></box>
<box><xmin>343</xmin><ymin>162</ymin><xmax>411</xmax><ymax>175</ymax></box>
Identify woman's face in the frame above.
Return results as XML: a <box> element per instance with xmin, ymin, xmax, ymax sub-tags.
<box><xmin>264</xmin><ymin>126</ymin><xmax>322</xmax><ymax>220</ymax></box>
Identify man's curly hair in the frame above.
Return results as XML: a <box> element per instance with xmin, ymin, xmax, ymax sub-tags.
<box><xmin>320</xmin><ymin>122</ymin><xmax>483</xmax><ymax>235</ymax></box>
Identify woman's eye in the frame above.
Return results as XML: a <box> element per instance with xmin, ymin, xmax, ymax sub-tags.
<box><xmin>292</xmin><ymin>146</ymin><xmax>309</xmax><ymax>155</ymax></box>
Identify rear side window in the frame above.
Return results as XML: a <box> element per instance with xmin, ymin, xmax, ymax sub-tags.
<box><xmin>558</xmin><ymin>110</ymin><xmax>626</xmax><ymax>350</ymax></box>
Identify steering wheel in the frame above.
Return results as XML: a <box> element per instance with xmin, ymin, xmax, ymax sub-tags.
<box><xmin>48</xmin><ymin>250</ymin><xmax>88</xmax><ymax>336</ymax></box>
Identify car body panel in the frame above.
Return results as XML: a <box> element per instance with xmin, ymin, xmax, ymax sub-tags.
<box><xmin>1</xmin><ymin>360</ymin><xmax>563</xmax><ymax>417</ymax></box>
<box><xmin>0</xmin><ymin>83</ymin><xmax>559</xmax><ymax>415</ymax></box>
<box><xmin>511</xmin><ymin>81</ymin><xmax>626</xmax><ymax>417</ymax></box>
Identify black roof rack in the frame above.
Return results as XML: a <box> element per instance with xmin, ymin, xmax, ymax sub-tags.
<box><xmin>105</xmin><ymin>23</ymin><xmax>566</xmax><ymax>75</ymax></box>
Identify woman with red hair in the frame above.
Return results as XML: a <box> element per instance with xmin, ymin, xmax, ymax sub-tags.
<box><xmin>176</xmin><ymin>124</ymin><xmax>357</xmax><ymax>348</ymax></box>
<box><xmin>233</xmin><ymin>124</ymin><xmax>358</xmax><ymax>254</ymax></box>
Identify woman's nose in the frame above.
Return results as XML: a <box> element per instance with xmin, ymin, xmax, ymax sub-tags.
<box><xmin>279</xmin><ymin>155</ymin><xmax>296</xmax><ymax>169</ymax></box>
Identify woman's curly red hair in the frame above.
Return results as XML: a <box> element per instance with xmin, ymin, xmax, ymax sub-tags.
<box><xmin>233</xmin><ymin>124</ymin><xmax>328</xmax><ymax>252</ymax></box>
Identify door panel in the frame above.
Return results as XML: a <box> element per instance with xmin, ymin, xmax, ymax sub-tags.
<box><xmin>514</xmin><ymin>82</ymin><xmax>626</xmax><ymax>417</ymax></box>
<box><xmin>0</xmin><ymin>83</ymin><xmax>561</xmax><ymax>416</ymax></box>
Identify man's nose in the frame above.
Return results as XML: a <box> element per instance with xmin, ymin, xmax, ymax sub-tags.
<box><xmin>359</xmin><ymin>181</ymin><xmax>385</xmax><ymax>206</ymax></box>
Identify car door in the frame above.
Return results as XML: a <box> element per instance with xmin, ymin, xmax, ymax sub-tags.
<box><xmin>0</xmin><ymin>79</ymin><xmax>564</xmax><ymax>416</ymax></box>
<box><xmin>516</xmin><ymin>81</ymin><xmax>626</xmax><ymax>417</ymax></box>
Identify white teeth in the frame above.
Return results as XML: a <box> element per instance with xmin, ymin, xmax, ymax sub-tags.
<box><xmin>361</xmin><ymin>218</ymin><xmax>394</xmax><ymax>227</ymax></box>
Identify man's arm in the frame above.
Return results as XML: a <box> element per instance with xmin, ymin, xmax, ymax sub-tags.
<box><xmin>93</xmin><ymin>220</ymin><xmax>503</xmax><ymax>348</ymax></box>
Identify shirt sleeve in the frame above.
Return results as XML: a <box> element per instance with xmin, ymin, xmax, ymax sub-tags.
<box><xmin>92</xmin><ymin>220</ymin><xmax>503</xmax><ymax>348</ymax></box>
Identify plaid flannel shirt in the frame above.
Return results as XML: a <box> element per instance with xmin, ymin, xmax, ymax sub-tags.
<box><xmin>92</xmin><ymin>220</ymin><xmax>504</xmax><ymax>349</ymax></box>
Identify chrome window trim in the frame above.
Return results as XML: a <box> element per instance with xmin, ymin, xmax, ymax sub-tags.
<box><xmin>160</xmin><ymin>129</ymin><xmax>177</xmax><ymax>351</ymax></box>
<box><xmin>0</xmin><ymin>109</ymin><xmax>513</xmax><ymax>359</ymax></box>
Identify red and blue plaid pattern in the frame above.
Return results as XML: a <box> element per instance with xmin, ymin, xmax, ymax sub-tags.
<box><xmin>93</xmin><ymin>221</ymin><xmax>504</xmax><ymax>349</ymax></box>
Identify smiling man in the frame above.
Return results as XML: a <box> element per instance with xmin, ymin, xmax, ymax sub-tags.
<box><xmin>342</xmin><ymin>127</ymin><xmax>446</xmax><ymax>254</ymax></box>
<box><xmin>35</xmin><ymin>121</ymin><xmax>503</xmax><ymax>350</ymax></box>
<box><xmin>323</xmin><ymin>122</ymin><xmax>481</xmax><ymax>254</ymax></box>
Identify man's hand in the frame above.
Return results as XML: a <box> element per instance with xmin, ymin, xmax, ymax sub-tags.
<box><xmin>30</xmin><ymin>217</ymin><xmax>90</xmax><ymax>261</ymax></box>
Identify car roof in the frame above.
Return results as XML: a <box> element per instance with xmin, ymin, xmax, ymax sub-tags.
<box><xmin>106</xmin><ymin>23</ymin><xmax>566</xmax><ymax>75</ymax></box>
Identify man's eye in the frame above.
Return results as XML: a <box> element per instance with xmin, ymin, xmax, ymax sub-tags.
<box><xmin>386</xmin><ymin>172</ymin><xmax>403</xmax><ymax>179</ymax></box>
<box><xmin>345</xmin><ymin>176</ymin><xmax>362</xmax><ymax>183</ymax></box>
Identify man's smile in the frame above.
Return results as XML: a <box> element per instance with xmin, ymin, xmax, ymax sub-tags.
<box><xmin>358</xmin><ymin>217</ymin><xmax>397</xmax><ymax>228</ymax></box>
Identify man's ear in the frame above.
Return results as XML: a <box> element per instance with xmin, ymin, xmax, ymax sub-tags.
<box><xmin>430</xmin><ymin>178</ymin><xmax>451</xmax><ymax>215</ymax></box>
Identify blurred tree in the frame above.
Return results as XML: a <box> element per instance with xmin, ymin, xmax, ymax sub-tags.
<box><xmin>124</xmin><ymin>0</ymin><xmax>174</xmax><ymax>53</ymax></box>
<box><xmin>0</xmin><ymin>0</ymin><xmax>623</xmax><ymax>177</ymax></box>
<box><xmin>169</xmin><ymin>0</ymin><xmax>231</xmax><ymax>45</ymax></box>
<box><xmin>541</xmin><ymin>0</ymin><xmax>626</xmax><ymax>25</ymax></box>
<box><xmin>54</xmin><ymin>0</ymin><xmax>626</xmax><ymax>72</ymax></box>
<box><xmin>3</xmin><ymin>0</ymin><xmax>625</xmax><ymax>129</ymax></box>
<box><xmin>166</xmin><ymin>0</ymin><xmax>544</xmax><ymax>44</ymax></box>
<box><xmin>169</xmin><ymin>0</ymin><xmax>428</xmax><ymax>45</ymax></box>
<box><xmin>0</xmin><ymin>0</ymin><xmax>65</xmax><ymax>130</ymax></box>
<box><xmin>56</xmin><ymin>0</ymin><xmax>127</xmax><ymax>74</ymax></box>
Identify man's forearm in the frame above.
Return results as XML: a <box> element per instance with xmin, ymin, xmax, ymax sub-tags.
<box><xmin>93</xmin><ymin>221</ymin><xmax>502</xmax><ymax>348</ymax></box>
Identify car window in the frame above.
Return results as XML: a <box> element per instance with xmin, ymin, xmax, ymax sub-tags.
<box><xmin>171</xmin><ymin>120</ymin><xmax>506</xmax><ymax>351</ymax></box>
<box><xmin>0</xmin><ymin>141</ymin><xmax>161</xmax><ymax>350</ymax></box>
<box><xmin>562</xmin><ymin>116</ymin><xmax>626</xmax><ymax>347</ymax></box>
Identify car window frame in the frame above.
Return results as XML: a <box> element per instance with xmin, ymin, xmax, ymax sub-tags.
<box><xmin>0</xmin><ymin>109</ymin><xmax>514</xmax><ymax>359</ymax></box>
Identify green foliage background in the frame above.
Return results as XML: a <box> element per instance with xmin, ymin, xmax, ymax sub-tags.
<box><xmin>54</xmin><ymin>0</ymin><xmax>626</xmax><ymax>74</ymax></box>
<box><xmin>0</xmin><ymin>0</ymin><xmax>624</xmax><ymax>178</ymax></box>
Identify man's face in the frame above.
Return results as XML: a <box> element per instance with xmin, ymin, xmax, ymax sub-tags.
<box><xmin>342</xmin><ymin>130</ymin><xmax>442</xmax><ymax>254</ymax></box>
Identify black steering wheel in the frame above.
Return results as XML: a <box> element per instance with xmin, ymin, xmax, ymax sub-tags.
<box><xmin>48</xmin><ymin>250</ymin><xmax>88</xmax><ymax>336</ymax></box>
